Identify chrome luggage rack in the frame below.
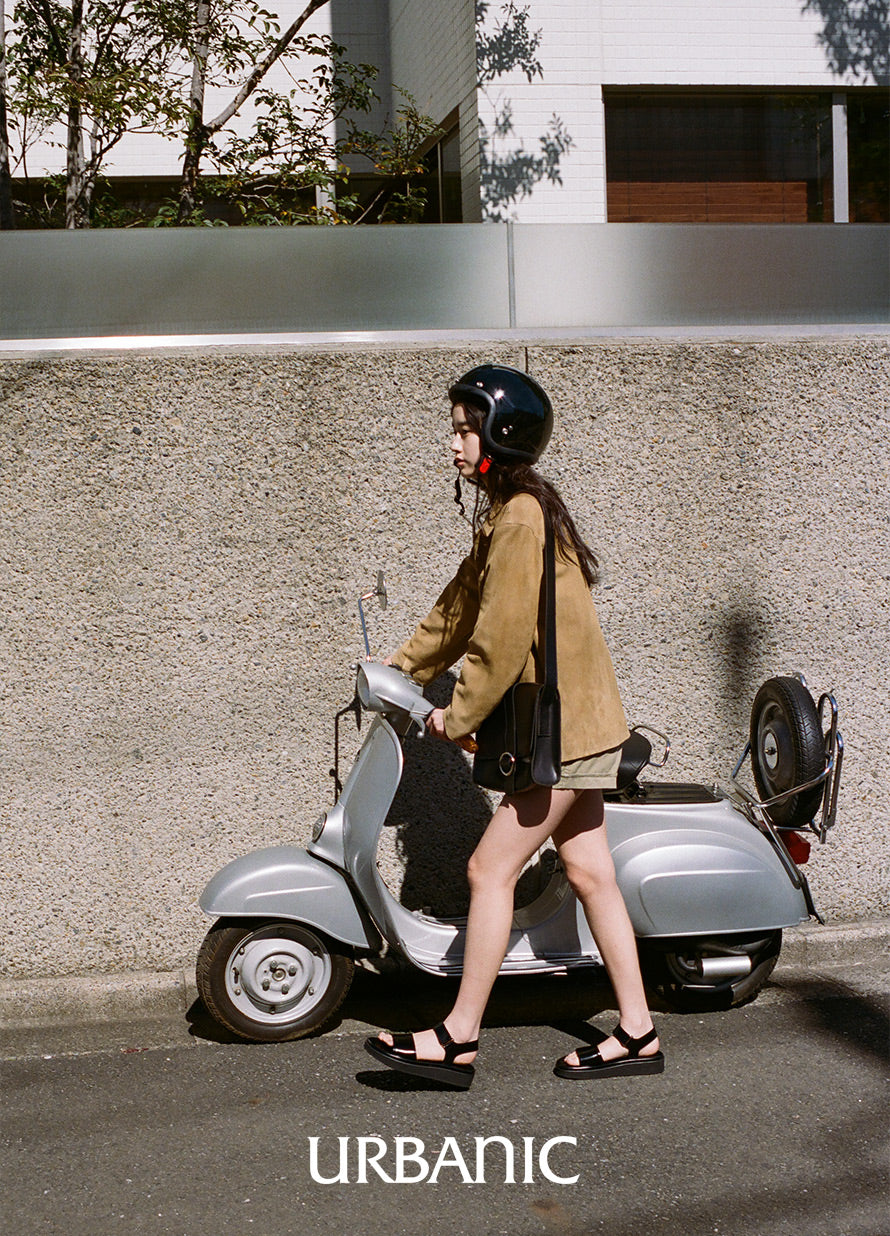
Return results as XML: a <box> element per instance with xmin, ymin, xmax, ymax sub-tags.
<box><xmin>729</xmin><ymin>688</ymin><xmax>843</xmax><ymax>844</ymax></box>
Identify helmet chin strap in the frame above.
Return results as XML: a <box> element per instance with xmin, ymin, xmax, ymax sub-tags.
<box><xmin>478</xmin><ymin>456</ymin><xmax>492</xmax><ymax>475</ymax></box>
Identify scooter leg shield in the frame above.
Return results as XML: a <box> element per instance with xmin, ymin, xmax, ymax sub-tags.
<box><xmin>199</xmin><ymin>844</ymin><xmax>379</xmax><ymax>950</ymax></box>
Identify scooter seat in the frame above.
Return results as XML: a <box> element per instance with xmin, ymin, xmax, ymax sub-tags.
<box><xmin>613</xmin><ymin>729</ymin><xmax>653</xmax><ymax>792</ymax></box>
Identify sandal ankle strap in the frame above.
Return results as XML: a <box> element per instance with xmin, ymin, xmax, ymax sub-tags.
<box><xmin>613</xmin><ymin>1024</ymin><xmax>658</xmax><ymax>1054</ymax></box>
<box><xmin>434</xmin><ymin>1022</ymin><xmax>478</xmax><ymax>1060</ymax></box>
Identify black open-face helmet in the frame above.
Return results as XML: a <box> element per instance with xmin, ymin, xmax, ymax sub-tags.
<box><xmin>449</xmin><ymin>364</ymin><xmax>553</xmax><ymax>471</ymax></box>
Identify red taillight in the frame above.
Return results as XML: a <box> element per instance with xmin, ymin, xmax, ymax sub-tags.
<box><xmin>783</xmin><ymin>831</ymin><xmax>811</xmax><ymax>865</ymax></box>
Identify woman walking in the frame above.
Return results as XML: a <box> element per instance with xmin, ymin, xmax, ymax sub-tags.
<box><xmin>364</xmin><ymin>364</ymin><xmax>662</xmax><ymax>1089</ymax></box>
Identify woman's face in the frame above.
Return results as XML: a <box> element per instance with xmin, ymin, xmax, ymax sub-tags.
<box><xmin>451</xmin><ymin>403</ymin><xmax>483</xmax><ymax>479</ymax></box>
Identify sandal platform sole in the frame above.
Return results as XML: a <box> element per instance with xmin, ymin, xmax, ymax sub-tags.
<box><xmin>364</xmin><ymin>1037</ymin><xmax>475</xmax><ymax>1089</ymax></box>
<box><xmin>553</xmin><ymin>1051</ymin><xmax>664</xmax><ymax>1081</ymax></box>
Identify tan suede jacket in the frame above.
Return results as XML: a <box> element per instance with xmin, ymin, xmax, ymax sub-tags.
<box><xmin>391</xmin><ymin>493</ymin><xmax>629</xmax><ymax>762</ymax></box>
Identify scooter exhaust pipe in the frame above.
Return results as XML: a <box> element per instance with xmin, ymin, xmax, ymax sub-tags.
<box><xmin>694</xmin><ymin>956</ymin><xmax>754</xmax><ymax>981</ymax></box>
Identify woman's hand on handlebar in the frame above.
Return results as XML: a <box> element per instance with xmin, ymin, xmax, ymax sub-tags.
<box><xmin>382</xmin><ymin>663</ymin><xmax>477</xmax><ymax>752</ymax></box>
<box><xmin>426</xmin><ymin>708</ymin><xmax>478</xmax><ymax>753</ymax></box>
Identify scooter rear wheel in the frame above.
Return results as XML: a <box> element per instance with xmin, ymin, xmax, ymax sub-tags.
<box><xmin>640</xmin><ymin>930</ymin><xmax>782</xmax><ymax>1013</ymax></box>
<box><xmin>196</xmin><ymin>918</ymin><xmax>354</xmax><ymax>1042</ymax></box>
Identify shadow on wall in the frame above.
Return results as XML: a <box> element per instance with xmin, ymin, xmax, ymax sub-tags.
<box><xmin>381</xmin><ymin>670</ymin><xmax>574</xmax><ymax>916</ymax></box>
<box><xmin>383</xmin><ymin>672</ymin><xmax>491</xmax><ymax>916</ymax></box>
<box><xmin>803</xmin><ymin>0</ymin><xmax>890</xmax><ymax>84</ymax></box>
<box><xmin>475</xmin><ymin>0</ymin><xmax>573</xmax><ymax>222</ymax></box>
<box><xmin>715</xmin><ymin>604</ymin><xmax>773</xmax><ymax>741</ymax></box>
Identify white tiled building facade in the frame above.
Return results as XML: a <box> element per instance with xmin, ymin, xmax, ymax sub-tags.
<box><xmin>19</xmin><ymin>0</ymin><xmax>889</xmax><ymax>223</ymax></box>
<box><xmin>384</xmin><ymin>0</ymin><xmax>888</xmax><ymax>223</ymax></box>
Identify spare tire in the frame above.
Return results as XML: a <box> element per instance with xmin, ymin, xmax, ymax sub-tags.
<box><xmin>750</xmin><ymin>676</ymin><xmax>825</xmax><ymax>827</ymax></box>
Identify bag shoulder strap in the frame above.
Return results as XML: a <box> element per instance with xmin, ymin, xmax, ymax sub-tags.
<box><xmin>542</xmin><ymin>517</ymin><xmax>557</xmax><ymax>691</ymax></box>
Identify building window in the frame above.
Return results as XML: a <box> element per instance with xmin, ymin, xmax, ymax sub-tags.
<box><xmin>339</xmin><ymin>120</ymin><xmax>462</xmax><ymax>224</ymax></box>
<box><xmin>605</xmin><ymin>92</ymin><xmax>835</xmax><ymax>223</ymax></box>
<box><xmin>420</xmin><ymin>123</ymin><xmax>463</xmax><ymax>223</ymax></box>
<box><xmin>847</xmin><ymin>92</ymin><xmax>890</xmax><ymax>222</ymax></box>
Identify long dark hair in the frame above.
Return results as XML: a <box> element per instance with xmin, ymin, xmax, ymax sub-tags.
<box><xmin>455</xmin><ymin>404</ymin><xmax>600</xmax><ymax>588</ymax></box>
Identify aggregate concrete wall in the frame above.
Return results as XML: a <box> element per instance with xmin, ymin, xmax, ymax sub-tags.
<box><xmin>1</xmin><ymin>338</ymin><xmax>888</xmax><ymax>980</ymax></box>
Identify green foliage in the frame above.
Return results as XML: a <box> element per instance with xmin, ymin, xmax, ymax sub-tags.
<box><xmin>192</xmin><ymin>40</ymin><xmax>379</xmax><ymax>224</ymax></box>
<box><xmin>145</xmin><ymin>198</ymin><xmax>229</xmax><ymax>227</ymax></box>
<box><xmin>342</xmin><ymin>91</ymin><xmax>444</xmax><ymax>224</ymax></box>
<box><xmin>9</xmin><ymin>170</ymin><xmax>65</xmax><ymax>227</ymax></box>
<box><xmin>7</xmin><ymin>0</ymin><xmax>189</xmax><ymax>225</ymax></box>
<box><xmin>9</xmin><ymin>0</ymin><xmax>186</xmax><ymax>149</ymax></box>
<box><xmin>195</xmin><ymin>82</ymin><xmax>443</xmax><ymax>225</ymax></box>
<box><xmin>4</xmin><ymin>1</ymin><xmax>442</xmax><ymax>227</ymax></box>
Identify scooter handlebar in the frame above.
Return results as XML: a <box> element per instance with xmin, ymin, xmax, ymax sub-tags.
<box><xmin>355</xmin><ymin>661</ymin><xmax>433</xmax><ymax>726</ymax></box>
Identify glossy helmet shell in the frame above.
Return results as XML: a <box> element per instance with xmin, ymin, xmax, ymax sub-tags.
<box><xmin>448</xmin><ymin>365</ymin><xmax>553</xmax><ymax>464</ymax></box>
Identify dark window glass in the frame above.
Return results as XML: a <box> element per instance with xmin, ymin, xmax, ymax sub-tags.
<box><xmin>420</xmin><ymin>125</ymin><xmax>463</xmax><ymax>223</ymax></box>
<box><xmin>418</xmin><ymin>151</ymin><xmax>441</xmax><ymax>223</ymax></box>
<box><xmin>847</xmin><ymin>91</ymin><xmax>890</xmax><ymax>222</ymax></box>
<box><xmin>605</xmin><ymin>92</ymin><xmax>834</xmax><ymax>222</ymax></box>
<box><xmin>440</xmin><ymin>125</ymin><xmax>463</xmax><ymax>223</ymax></box>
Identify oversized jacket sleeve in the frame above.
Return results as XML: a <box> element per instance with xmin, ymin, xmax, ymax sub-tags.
<box><xmin>442</xmin><ymin>519</ymin><xmax>542</xmax><ymax>739</ymax></box>
<box><xmin>389</xmin><ymin>553</ymin><xmax>480</xmax><ymax>686</ymax></box>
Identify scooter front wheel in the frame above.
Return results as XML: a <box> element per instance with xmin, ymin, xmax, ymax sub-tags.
<box><xmin>196</xmin><ymin>919</ymin><xmax>354</xmax><ymax>1042</ymax></box>
<box><xmin>639</xmin><ymin>930</ymin><xmax>782</xmax><ymax>1013</ymax></box>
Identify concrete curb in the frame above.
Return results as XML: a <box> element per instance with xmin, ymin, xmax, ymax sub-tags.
<box><xmin>1</xmin><ymin>919</ymin><xmax>887</xmax><ymax>1033</ymax></box>
<box><xmin>776</xmin><ymin>918</ymin><xmax>890</xmax><ymax>968</ymax></box>
<box><xmin>0</xmin><ymin>969</ymin><xmax>199</xmax><ymax>1032</ymax></box>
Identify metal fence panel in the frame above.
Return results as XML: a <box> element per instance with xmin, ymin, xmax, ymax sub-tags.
<box><xmin>0</xmin><ymin>225</ymin><xmax>512</xmax><ymax>340</ymax></box>
<box><xmin>511</xmin><ymin>224</ymin><xmax>890</xmax><ymax>327</ymax></box>
<box><xmin>0</xmin><ymin>223</ymin><xmax>887</xmax><ymax>341</ymax></box>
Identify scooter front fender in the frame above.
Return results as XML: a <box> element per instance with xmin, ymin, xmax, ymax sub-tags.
<box><xmin>199</xmin><ymin>846</ymin><xmax>379</xmax><ymax>951</ymax></box>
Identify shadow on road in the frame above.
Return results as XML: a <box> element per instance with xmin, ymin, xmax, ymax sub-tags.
<box><xmin>769</xmin><ymin>969</ymin><xmax>889</xmax><ymax>1065</ymax></box>
<box><xmin>185</xmin><ymin>963</ymin><xmax>621</xmax><ymax>1046</ymax></box>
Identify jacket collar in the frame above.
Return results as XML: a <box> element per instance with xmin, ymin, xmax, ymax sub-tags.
<box><xmin>480</xmin><ymin>499</ymin><xmax>504</xmax><ymax>536</ymax></box>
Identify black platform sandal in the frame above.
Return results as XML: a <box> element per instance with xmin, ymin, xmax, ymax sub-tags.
<box><xmin>364</xmin><ymin>1023</ymin><xmax>478</xmax><ymax>1090</ymax></box>
<box><xmin>553</xmin><ymin>1024</ymin><xmax>664</xmax><ymax>1080</ymax></box>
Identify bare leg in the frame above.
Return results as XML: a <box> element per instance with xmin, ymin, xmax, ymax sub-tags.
<box><xmin>378</xmin><ymin>785</ymin><xmax>584</xmax><ymax>1063</ymax></box>
<box><xmin>552</xmin><ymin>790</ymin><xmax>659</xmax><ymax>1064</ymax></box>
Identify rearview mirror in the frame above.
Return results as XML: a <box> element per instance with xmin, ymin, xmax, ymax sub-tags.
<box><xmin>358</xmin><ymin>571</ymin><xmax>387</xmax><ymax>658</ymax></box>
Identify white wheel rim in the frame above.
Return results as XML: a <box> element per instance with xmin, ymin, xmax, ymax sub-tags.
<box><xmin>224</xmin><ymin>926</ymin><xmax>332</xmax><ymax>1026</ymax></box>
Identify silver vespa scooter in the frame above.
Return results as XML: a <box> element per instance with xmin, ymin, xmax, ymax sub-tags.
<box><xmin>196</xmin><ymin>574</ymin><xmax>843</xmax><ymax>1042</ymax></box>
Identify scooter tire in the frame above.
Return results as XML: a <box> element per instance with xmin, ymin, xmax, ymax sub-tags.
<box><xmin>196</xmin><ymin>918</ymin><xmax>354</xmax><ymax>1042</ymax></box>
<box><xmin>750</xmin><ymin>676</ymin><xmax>825</xmax><ymax>827</ymax></box>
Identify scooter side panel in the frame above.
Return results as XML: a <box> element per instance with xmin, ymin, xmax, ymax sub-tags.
<box><xmin>199</xmin><ymin>845</ymin><xmax>379</xmax><ymax>950</ymax></box>
<box><xmin>386</xmin><ymin>869</ymin><xmax>605</xmax><ymax>976</ymax></box>
<box><xmin>606</xmin><ymin>798</ymin><xmax>810</xmax><ymax>936</ymax></box>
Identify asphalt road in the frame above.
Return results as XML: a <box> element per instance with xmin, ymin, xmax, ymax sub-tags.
<box><xmin>2</xmin><ymin>959</ymin><xmax>888</xmax><ymax>1236</ymax></box>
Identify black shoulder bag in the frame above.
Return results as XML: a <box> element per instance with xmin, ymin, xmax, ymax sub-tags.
<box><xmin>471</xmin><ymin>518</ymin><xmax>561</xmax><ymax>795</ymax></box>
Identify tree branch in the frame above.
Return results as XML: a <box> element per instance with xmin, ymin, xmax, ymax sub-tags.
<box><xmin>29</xmin><ymin>0</ymin><xmax>67</xmax><ymax>62</ymax></box>
<box><xmin>204</xmin><ymin>0</ymin><xmax>329</xmax><ymax>135</ymax></box>
<box><xmin>90</xmin><ymin>0</ymin><xmax>129</xmax><ymax>75</ymax></box>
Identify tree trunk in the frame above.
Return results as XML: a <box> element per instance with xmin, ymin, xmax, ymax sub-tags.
<box><xmin>64</xmin><ymin>0</ymin><xmax>88</xmax><ymax>228</ymax></box>
<box><xmin>176</xmin><ymin>0</ymin><xmax>330</xmax><ymax>218</ymax></box>
<box><xmin>177</xmin><ymin>0</ymin><xmax>210</xmax><ymax>222</ymax></box>
<box><xmin>204</xmin><ymin>0</ymin><xmax>329</xmax><ymax>135</ymax></box>
<box><xmin>0</xmin><ymin>0</ymin><xmax>15</xmax><ymax>229</ymax></box>
<box><xmin>178</xmin><ymin>119</ymin><xmax>208</xmax><ymax>220</ymax></box>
